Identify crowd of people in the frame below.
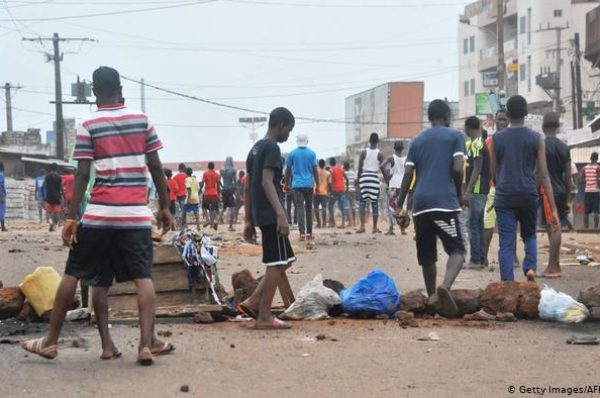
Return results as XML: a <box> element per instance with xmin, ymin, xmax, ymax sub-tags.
<box><xmin>13</xmin><ymin>66</ymin><xmax>600</xmax><ymax>366</ymax></box>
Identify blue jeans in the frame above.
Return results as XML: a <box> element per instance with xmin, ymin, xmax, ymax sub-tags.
<box><xmin>467</xmin><ymin>193</ymin><xmax>486</xmax><ymax>264</ymax></box>
<box><xmin>496</xmin><ymin>205</ymin><xmax>537</xmax><ymax>281</ymax></box>
<box><xmin>328</xmin><ymin>191</ymin><xmax>347</xmax><ymax>223</ymax></box>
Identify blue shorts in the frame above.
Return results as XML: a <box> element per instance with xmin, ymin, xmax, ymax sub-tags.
<box><xmin>185</xmin><ymin>203</ymin><xmax>199</xmax><ymax>213</ymax></box>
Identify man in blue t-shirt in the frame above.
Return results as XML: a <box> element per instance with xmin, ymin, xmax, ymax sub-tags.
<box><xmin>490</xmin><ymin>95</ymin><xmax>558</xmax><ymax>282</ymax></box>
<box><xmin>35</xmin><ymin>169</ymin><xmax>46</xmax><ymax>224</ymax></box>
<box><xmin>394</xmin><ymin>100</ymin><xmax>466</xmax><ymax>317</ymax></box>
<box><xmin>285</xmin><ymin>134</ymin><xmax>319</xmax><ymax>242</ymax></box>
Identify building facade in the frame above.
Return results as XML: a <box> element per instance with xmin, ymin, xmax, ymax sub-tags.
<box><xmin>459</xmin><ymin>0</ymin><xmax>600</xmax><ymax>124</ymax></box>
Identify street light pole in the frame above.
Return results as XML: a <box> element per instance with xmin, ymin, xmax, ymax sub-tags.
<box><xmin>497</xmin><ymin>0</ymin><xmax>505</xmax><ymax>91</ymax></box>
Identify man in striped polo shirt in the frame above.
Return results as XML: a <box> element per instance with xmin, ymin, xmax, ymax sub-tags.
<box><xmin>581</xmin><ymin>152</ymin><xmax>600</xmax><ymax>229</ymax></box>
<box><xmin>22</xmin><ymin>67</ymin><xmax>173</xmax><ymax>366</ymax></box>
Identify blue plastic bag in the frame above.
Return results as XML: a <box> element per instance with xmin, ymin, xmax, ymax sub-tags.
<box><xmin>340</xmin><ymin>270</ymin><xmax>401</xmax><ymax>315</ymax></box>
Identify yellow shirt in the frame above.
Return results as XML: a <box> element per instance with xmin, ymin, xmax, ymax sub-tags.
<box><xmin>185</xmin><ymin>176</ymin><xmax>200</xmax><ymax>204</ymax></box>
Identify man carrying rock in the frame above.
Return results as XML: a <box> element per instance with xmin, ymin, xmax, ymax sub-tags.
<box><xmin>489</xmin><ymin>95</ymin><xmax>559</xmax><ymax>282</ymax></box>
<box><xmin>395</xmin><ymin>100</ymin><xmax>466</xmax><ymax>316</ymax></box>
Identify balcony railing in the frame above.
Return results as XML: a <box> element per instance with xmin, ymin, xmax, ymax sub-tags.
<box><xmin>479</xmin><ymin>38</ymin><xmax>518</xmax><ymax>60</ymax></box>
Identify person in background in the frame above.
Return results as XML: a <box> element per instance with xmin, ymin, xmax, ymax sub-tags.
<box><xmin>580</xmin><ymin>152</ymin><xmax>600</xmax><ymax>229</ymax></box>
<box><xmin>539</xmin><ymin>112</ymin><xmax>570</xmax><ymax>278</ymax></box>
<box><xmin>0</xmin><ymin>162</ymin><xmax>6</xmax><ymax>232</ymax></box>
<box><xmin>173</xmin><ymin>163</ymin><xmax>188</xmax><ymax>227</ymax></box>
<box><xmin>357</xmin><ymin>132</ymin><xmax>385</xmax><ymax>234</ymax></box>
<box><xmin>463</xmin><ymin>116</ymin><xmax>491</xmax><ymax>270</ymax></box>
<box><xmin>165</xmin><ymin>169</ymin><xmax>179</xmax><ymax>230</ymax></box>
<box><xmin>314</xmin><ymin>159</ymin><xmax>329</xmax><ymax>228</ymax></box>
<box><xmin>395</xmin><ymin>99</ymin><xmax>466</xmax><ymax>316</ymax></box>
<box><xmin>184</xmin><ymin>167</ymin><xmax>201</xmax><ymax>231</ymax></box>
<box><xmin>201</xmin><ymin>162</ymin><xmax>221</xmax><ymax>230</ymax></box>
<box><xmin>220</xmin><ymin>156</ymin><xmax>237</xmax><ymax>231</ymax></box>
<box><xmin>285</xmin><ymin>133</ymin><xmax>318</xmax><ymax>242</ymax></box>
<box><xmin>62</xmin><ymin>169</ymin><xmax>75</xmax><ymax>222</ymax></box>
<box><xmin>234</xmin><ymin>170</ymin><xmax>246</xmax><ymax>224</ymax></box>
<box><xmin>489</xmin><ymin>95</ymin><xmax>559</xmax><ymax>282</ymax></box>
<box><xmin>343</xmin><ymin>162</ymin><xmax>358</xmax><ymax>227</ymax></box>
<box><xmin>44</xmin><ymin>163</ymin><xmax>63</xmax><ymax>232</ymax></box>
<box><xmin>327</xmin><ymin>157</ymin><xmax>348</xmax><ymax>228</ymax></box>
<box><xmin>35</xmin><ymin>169</ymin><xmax>46</xmax><ymax>224</ymax></box>
<box><xmin>240</xmin><ymin>107</ymin><xmax>296</xmax><ymax>330</ymax></box>
<box><xmin>382</xmin><ymin>141</ymin><xmax>406</xmax><ymax>235</ymax></box>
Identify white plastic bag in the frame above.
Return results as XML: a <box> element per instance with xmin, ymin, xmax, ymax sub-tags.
<box><xmin>538</xmin><ymin>285</ymin><xmax>589</xmax><ymax>323</ymax></box>
<box><xmin>280</xmin><ymin>274</ymin><xmax>341</xmax><ymax>321</ymax></box>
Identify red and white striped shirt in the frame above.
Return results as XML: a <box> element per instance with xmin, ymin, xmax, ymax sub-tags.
<box><xmin>584</xmin><ymin>164</ymin><xmax>600</xmax><ymax>193</ymax></box>
<box><xmin>73</xmin><ymin>104</ymin><xmax>163</xmax><ymax>229</ymax></box>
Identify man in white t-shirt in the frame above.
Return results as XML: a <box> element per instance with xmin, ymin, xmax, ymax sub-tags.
<box><xmin>382</xmin><ymin>141</ymin><xmax>406</xmax><ymax>235</ymax></box>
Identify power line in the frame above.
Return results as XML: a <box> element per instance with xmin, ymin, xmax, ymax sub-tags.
<box><xmin>120</xmin><ymin>75</ymin><xmax>431</xmax><ymax>126</ymax></box>
<box><xmin>222</xmin><ymin>0</ymin><xmax>466</xmax><ymax>8</ymax></box>
<box><xmin>0</xmin><ymin>0</ymin><xmax>215</xmax><ymax>21</ymax></box>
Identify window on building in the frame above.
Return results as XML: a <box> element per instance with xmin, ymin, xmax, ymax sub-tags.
<box><xmin>469</xmin><ymin>36</ymin><xmax>475</xmax><ymax>52</ymax></box>
<box><xmin>470</xmin><ymin>79</ymin><xmax>475</xmax><ymax>96</ymax></box>
<box><xmin>527</xmin><ymin>55</ymin><xmax>532</xmax><ymax>92</ymax></box>
<box><xmin>554</xmin><ymin>9</ymin><xmax>562</xmax><ymax>18</ymax></box>
<box><xmin>520</xmin><ymin>63</ymin><xmax>527</xmax><ymax>81</ymax></box>
<box><xmin>464</xmin><ymin>81</ymin><xmax>469</xmax><ymax>97</ymax></box>
<box><xmin>520</xmin><ymin>16</ymin><xmax>526</xmax><ymax>34</ymax></box>
<box><xmin>527</xmin><ymin>8</ymin><xmax>532</xmax><ymax>45</ymax></box>
<box><xmin>463</xmin><ymin>38</ymin><xmax>468</xmax><ymax>54</ymax></box>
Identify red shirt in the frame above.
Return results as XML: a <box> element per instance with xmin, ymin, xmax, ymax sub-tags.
<box><xmin>202</xmin><ymin>170</ymin><xmax>220</xmax><ymax>199</ymax></box>
<box><xmin>61</xmin><ymin>174</ymin><xmax>75</xmax><ymax>202</ymax></box>
<box><xmin>330</xmin><ymin>166</ymin><xmax>345</xmax><ymax>193</ymax></box>
<box><xmin>167</xmin><ymin>178</ymin><xmax>178</xmax><ymax>201</ymax></box>
<box><xmin>173</xmin><ymin>172</ymin><xmax>188</xmax><ymax>198</ymax></box>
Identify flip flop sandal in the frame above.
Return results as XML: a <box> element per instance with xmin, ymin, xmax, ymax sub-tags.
<box><xmin>137</xmin><ymin>347</ymin><xmax>154</xmax><ymax>366</ymax></box>
<box><xmin>253</xmin><ymin>318</ymin><xmax>292</xmax><ymax>330</ymax></box>
<box><xmin>151</xmin><ymin>342</ymin><xmax>175</xmax><ymax>356</ymax></box>
<box><xmin>21</xmin><ymin>337</ymin><xmax>58</xmax><ymax>360</ymax></box>
<box><xmin>566</xmin><ymin>336</ymin><xmax>600</xmax><ymax>345</ymax></box>
<box><xmin>100</xmin><ymin>349</ymin><xmax>122</xmax><ymax>360</ymax></box>
<box><xmin>238</xmin><ymin>303</ymin><xmax>258</xmax><ymax>319</ymax></box>
<box><xmin>536</xmin><ymin>271</ymin><xmax>562</xmax><ymax>279</ymax></box>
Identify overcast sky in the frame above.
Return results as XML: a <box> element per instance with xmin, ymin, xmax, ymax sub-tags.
<box><xmin>1</xmin><ymin>0</ymin><xmax>471</xmax><ymax>163</ymax></box>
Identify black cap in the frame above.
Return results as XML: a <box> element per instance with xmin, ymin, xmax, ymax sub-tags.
<box><xmin>92</xmin><ymin>66</ymin><xmax>121</xmax><ymax>91</ymax></box>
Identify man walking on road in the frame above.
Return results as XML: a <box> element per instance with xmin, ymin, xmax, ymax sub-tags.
<box><xmin>357</xmin><ymin>133</ymin><xmax>385</xmax><ymax>234</ymax></box>
<box><xmin>285</xmin><ymin>133</ymin><xmax>318</xmax><ymax>242</ymax></box>
<box><xmin>489</xmin><ymin>95</ymin><xmax>559</xmax><ymax>282</ymax></box>
<box><xmin>21</xmin><ymin>66</ymin><xmax>173</xmax><ymax>366</ymax></box>
<box><xmin>314</xmin><ymin>159</ymin><xmax>329</xmax><ymax>229</ymax></box>
<box><xmin>241</xmin><ymin>107</ymin><xmax>296</xmax><ymax>330</ymax></box>
<box><xmin>581</xmin><ymin>152</ymin><xmax>600</xmax><ymax>229</ymax></box>
<box><xmin>539</xmin><ymin>112</ymin><xmax>570</xmax><ymax>278</ymax></box>
<box><xmin>395</xmin><ymin>100</ymin><xmax>466</xmax><ymax>316</ymax></box>
<box><xmin>44</xmin><ymin>163</ymin><xmax>63</xmax><ymax>232</ymax></box>
<box><xmin>382</xmin><ymin>141</ymin><xmax>406</xmax><ymax>235</ymax></box>
<box><xmin>463</xmin><ymin>116</ymin><xmax>491</xmax><ymax>269</ymax></box>
<box><xmin>327</xmin><ymin>157</ymin><xmax>348</xmax><ymax>228</ymax></box>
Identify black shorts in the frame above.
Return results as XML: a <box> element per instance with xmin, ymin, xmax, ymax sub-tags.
<box><xmin>222</xmin><ymin>190</ymin><xmax>235</xmax><ymax>208</ymax></box>
<box><xmin>584</xmin><ymin>192</ymin><xmax>600</xmax><ymax>214</ymax></box>
<box><xmin>414</xmin><ymin>211</ymin><xmax>465</xmax><ymax>266</ymax></box>
<box><xmin>202</xmin><ymin>198</ymin><xmax>219</xmax><ymax>212</ymax></box>
<box><xmin>259</xmin><ymin>224</ymin><xmax>296</xmax><ymax>267</ymax></box>
<box><xmin>64</xmin><ymin>227</ymin><xmax>153</xmax><ymax>287</ymax></box>
<box><xmin>314</xmin><ymin>195</ymin><xmax>328</xmax><ymax>208</ymax></box>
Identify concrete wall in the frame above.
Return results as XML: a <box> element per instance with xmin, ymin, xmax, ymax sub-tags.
<box><xmin>4</xmin><ymin>178</ymin><xmax>39</xmax><ymax>221</ymax></box>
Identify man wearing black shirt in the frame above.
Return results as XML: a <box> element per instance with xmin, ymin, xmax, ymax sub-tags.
<box><xmin>541</xmin><ymin>112</ymin><xmax>570</xmax><ymax>278</ymax></box>
<box><xmin>241</xmin><ymin>107</ymin><xmax>296</xmax><ymax>330</ymax></box>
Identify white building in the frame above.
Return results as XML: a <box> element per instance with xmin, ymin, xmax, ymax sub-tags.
<box><xmin>458</xmin><ymin>0</ymin><xmax>600</xmax><ymax>126</ymax></box>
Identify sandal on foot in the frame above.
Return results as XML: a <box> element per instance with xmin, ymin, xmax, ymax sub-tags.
<box><xmin>21</xmin><ymin>337</ymin><xmax>57</xmax><ymax>360</ymax></box>
<box><xmin>526</xmin><ymin>269</ymin><xmax>536</xmax><ymax>282</ymax></box>
<box><xmin>253</xmin><ymin>318</ymin><xmax>292</xmax><ymax>330</ymax></box>
<box><xmin>137</xmin><ymin>347</ymin><xmax>154</xmax><ymax>366</ymax></box>
<box><xmin>537</xmin><ymin>270</ymin><xmax>562</xmax><ymax>279</ymax></box>
<box><xmin>100</xmin><ymin>348</ymin><xmax>122</xmax><ymax>360</ymax></box>
<box><xmin>151</xmin><ymin>341</ymin><xmax>175</xmax><ymax>356</ymax></box>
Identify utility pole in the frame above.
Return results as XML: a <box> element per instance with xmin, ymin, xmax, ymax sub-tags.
<box><xmin>3</xmin><ymin>83</ymin><xmax>21</xmax><ymax>133</ymax></box>
<box><xmin>571</xmin><ymin>61</ymin><xmax>577</xmax><ymax>129</ymax></box>
<box><xmin>140</xmin><ymin>78</ymin><xmax>146</xmax><ymax>113</ymax></box>
<box><xmin>239</xmin><ymin>116</ymin><xmax>267</xmax><ymax>144</ymax></box>
<box><xmin>497</xmin><ymin>0</ymin><xmax>505</xmax><ymax>91</ymax></box>
<box><xmin>574</xmin><ymin>33</ymin><xmax>583</xmax><ymax>128</ymax></box>
<box><xmin>22</xmin><ymin>33</ymin><xmax>95</xmax><ymax>160</ymax></box>
<box><xmin>537</xmin><ymin>24</ymin><xmax>569</xmax><ymax>113</ymax></box>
